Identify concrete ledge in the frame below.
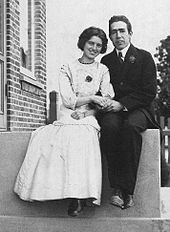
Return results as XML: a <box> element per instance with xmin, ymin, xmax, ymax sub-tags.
<box><xmin>0</xmin><ymin>216</ymin><xmax>170</xmax><ymax>232</ymax></box>
<box><xmin>0</xmin><ymin>129</ymin><xmax>160</xmax><ymax>219</ymax></box>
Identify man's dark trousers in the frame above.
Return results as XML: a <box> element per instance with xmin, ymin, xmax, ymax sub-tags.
<box><xmin>98</xmin><ymin>109</ymin><xmax>148</xmax><ymax>195</ymax></box>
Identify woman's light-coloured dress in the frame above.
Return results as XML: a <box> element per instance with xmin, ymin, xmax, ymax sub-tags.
<box><xmin>14</xmin><ymin>60</ymin><xmax>114</xmax><ymax>205</ymax></box>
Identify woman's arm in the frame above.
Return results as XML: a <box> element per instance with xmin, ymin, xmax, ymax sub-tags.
<box><xmin>99</xmin><ymin>65</ymin><xmax>115</xmax><ymax>99</ymax></box>
<box><xmin>59</xmin><ymin>63</ymin><xmax>107</xmax><ymax>110</ymax></box>
<box><xmin>75</xmin><ymin>95</ymin><xmax>108</xmax><ymax>108</ymax></box>
<box><xmin>75</xmin><ymin>65</ymin><xmax>115</xmax><ymax>113</ymax></box>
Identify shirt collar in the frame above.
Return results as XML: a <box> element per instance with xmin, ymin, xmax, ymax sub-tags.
<box><xmin>116</xmin><ymin>44</ymin><xmax>130</xmax><ymax>59</ymax></box>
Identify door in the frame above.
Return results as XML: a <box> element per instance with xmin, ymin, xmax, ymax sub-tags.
<box><xmin>0</xmin><ymin>0</ymin><xmax>6</xmax><ymax>130</ymax></box>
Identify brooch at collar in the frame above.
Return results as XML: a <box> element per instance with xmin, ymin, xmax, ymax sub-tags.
<box><xmin>85</xmin><ymin>75</ymin><xmax>93</xmax><ymax>82</ymax></box>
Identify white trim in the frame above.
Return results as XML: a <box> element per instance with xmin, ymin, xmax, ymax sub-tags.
<box><xmin>20</xmin><ymin>74</ymin><xmax>44</xmax><ymax>89</ymax></box>
<box><xmin>20</xmin><ymin>66</ymin><xmax>35</xmax><ymax>80</ymax></box>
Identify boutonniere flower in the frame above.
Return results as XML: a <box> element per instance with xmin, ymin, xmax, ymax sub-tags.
<box><xmin>85</xmin><ymin>75</ymin><xmax>93</xmax><ymax>82</ymax></box>
<box><xmin>129</xmin><ymin>55</ymin><xmax>136</xmax><ymax>64</ymax></box>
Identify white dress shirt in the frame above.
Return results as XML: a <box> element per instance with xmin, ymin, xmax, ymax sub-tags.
<box><xmin>116</xmin><ymin>44</ymin><xmax>130</xmax><ymax>61</ymax></box>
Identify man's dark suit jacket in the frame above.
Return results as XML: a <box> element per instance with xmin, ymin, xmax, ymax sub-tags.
<box><xmin>101</xmin><ymin>44</ymin><xmax>158</xmax><ymax>127</ymax></box>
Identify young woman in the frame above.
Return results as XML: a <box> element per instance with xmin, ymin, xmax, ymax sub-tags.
<box><xmin>14</xmin><ymin>26</ymin><xmax>114</xmax><ymax>216</ymax></box>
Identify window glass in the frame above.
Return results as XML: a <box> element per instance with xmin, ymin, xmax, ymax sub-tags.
<box><xmin>20</xmin><ymin>0</ymin><xmax>33</xmax><ymax>71</ymax></box>
<box><xmin>0</xmin><ymin>1</ymin><xmax>4</xmax><ymax>54</ymax></box>
<box><xmin>0</xmin><ymin>61</ymin><xmax>4</xmax><ymax>113</ymax></box>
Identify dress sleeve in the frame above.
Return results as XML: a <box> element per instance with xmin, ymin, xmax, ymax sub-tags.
<box><xmin>58</xmin><ymin>63</ymin><xmax>77</xmax><ymax>110</ymax></box>
<box><xmin>99</xmin><ymin>65</ymin><xmax>115</xmax><ymax>98</ymax></box>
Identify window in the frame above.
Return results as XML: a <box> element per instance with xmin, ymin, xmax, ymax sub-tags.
<box><xmin>0</xmin><ymin>0</ymin><xmax>4</xmax><ymax>114</ymax></box>
<box><xmin>0</xmin><ymin>0</ymin><xmax>6</xmax><ymax>130</ymax></box>
<box><xmin>20</xmin><ymin>0</ymin><xmax>35</xmax><ymax>79</ymax></box>
<box><xmin>0</xmin><ymin>1</ymin><xmax>4</xmax><ymax>54</ymax></box>
<box><xmin>0</xmin><ymin>61</ymin><xmax>4</xmax><ymax>114</ymax></box>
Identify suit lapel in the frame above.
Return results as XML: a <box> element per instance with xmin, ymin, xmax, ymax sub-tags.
<box><xmin>107</xmin><ymin>45</ymin><xmax>138</xmax><ymax>83</ymax></box>
<box><xmin>119</xmin><ymin>44</ymin><xmax>137</xmax><ymax>81</ymax></box>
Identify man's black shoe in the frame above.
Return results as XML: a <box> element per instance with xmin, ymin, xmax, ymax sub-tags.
<box><xmin>110</xmin><ymin>188</ymin><xmax>124</xmax><ymax>209</ymax></box>
<box><xmin>123</xmin><ymin>194</ymin><xmax>134</xmax><ymax>209</ymax></box>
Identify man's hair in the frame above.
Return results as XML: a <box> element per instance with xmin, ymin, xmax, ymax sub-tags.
<box><xmin>109</xmin><ymin>15</ymin><xmax>132</xmax><ymax>36</ymax></box>
<box><xmin>77</xmin><ymin>26</ymin><xmax>108</xmax><ymax>54</ymax></box>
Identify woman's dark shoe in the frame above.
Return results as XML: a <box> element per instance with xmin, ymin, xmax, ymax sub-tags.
<box><xmin>68</xmin><ymin>199</ymin><xmax>85</xmax><ymax>217</ymax></box>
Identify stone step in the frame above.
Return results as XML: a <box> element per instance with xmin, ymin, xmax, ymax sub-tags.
<box><xmin>161</xmin><ymin>187</ymin><xmax>170</xmax><ymax>218</ymax></box>
<box><xmin>0</xmin><ymin>216</ymin><xmax>170</xmax><ymax>232</ymax></box>
<box><xmin>0</xmin><ymin>129</ymin><xmax>160</xmax><ymax>220</ymax></box>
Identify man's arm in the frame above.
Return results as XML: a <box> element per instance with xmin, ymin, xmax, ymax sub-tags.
<box><xmin>119</xmin><ymin>52</ymin><xmax>157</xmax><ymax>111</ymax></box>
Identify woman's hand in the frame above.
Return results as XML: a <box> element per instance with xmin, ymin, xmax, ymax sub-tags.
<box><xmin>91</xmin><ymin>96</ymin><xmax>108</xmax><ymax>108</ymax></box>
<box><xmin>71</xmin><ymin>110</ymin><xmax>85</xmax><ymax>120</ymax></box>
<box><xmin>101</xmin><ymin>99</ymin><xmax>123</xmax><ymax>112</ymax></box>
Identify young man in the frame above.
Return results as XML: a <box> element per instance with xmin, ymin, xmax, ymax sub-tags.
<box><xmin>98</xmin><ymin>15</ymin><xmax>160</xmax><ymax>209</ymax></box>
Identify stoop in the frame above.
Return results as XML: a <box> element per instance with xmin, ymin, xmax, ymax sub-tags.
<box><xmin>0</xmin><ymin>129</ymin><xmax>165</xmax><ymax>231</ymax></box>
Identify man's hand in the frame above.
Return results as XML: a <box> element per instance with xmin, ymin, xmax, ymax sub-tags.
<box><xmin>102</xmin><ymin>99</ymin><xmax>123</xmax><ymax>112</ymax></box>
<box><xmin>91</xmin><ymin>96</ymin><xmax>108</xmax><ymax>108</ymax></box>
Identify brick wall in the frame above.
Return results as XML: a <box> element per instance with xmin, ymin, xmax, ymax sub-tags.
<box><xmin>6</xmin><ymin>0</ymin><xmax>47</xmax><ymax>131</ymax></box>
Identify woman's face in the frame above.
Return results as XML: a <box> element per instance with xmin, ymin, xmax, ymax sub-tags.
<box><xmin>83</xmin><ymin>36</ymin><xmax>103</xmax><ymax>60</ymax></box>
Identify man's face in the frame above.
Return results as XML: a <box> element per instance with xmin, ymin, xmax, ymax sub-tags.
<box><xmin>109</xmin><ymin>21</ymin><xmax>132</xmax><ymax>50</ymax></box>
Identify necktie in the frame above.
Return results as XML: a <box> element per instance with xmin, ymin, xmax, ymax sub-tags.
<box><xmin>118</xmin><ymin>52</ymin><xmax>124</xmax><ymax>64</ymax></box>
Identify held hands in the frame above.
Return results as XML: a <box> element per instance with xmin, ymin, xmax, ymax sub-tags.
<box><xmin>91</xmin><ymin>96</ymin><xmax>109</xmax><ymax>108</ymax></box>
<box><xmin>91</xmin><ymin>96</ymin><xmax>123</xmax><ymax>112</ymax></box>
<box><xmin>102</xmin><ymin>99</ymin><xmax>123</xmax><ymax>112</ymax></box>
<box><xmin>71</xmin><ymin>97</ymin><xmax>124</xmax><ymax>120</ymax></box>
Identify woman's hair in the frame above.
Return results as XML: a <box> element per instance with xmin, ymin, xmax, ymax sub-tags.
<box><xmin>109</xmin><ymin>15</ymin><xmax>132</xmax><ymax>36</ymax></box>
<box><xmin>77</xmin><ymin>27</ymin><xmax>108</xmax><ymax>54</ymax></box>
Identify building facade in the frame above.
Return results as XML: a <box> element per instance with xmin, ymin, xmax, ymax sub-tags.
<box><xmin>0</xmin><ymin>0</ymin><xmax>46</xmax><ymax>131</ymax></box>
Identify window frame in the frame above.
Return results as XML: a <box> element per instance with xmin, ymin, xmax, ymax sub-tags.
<box><xmin>0</xmin><ymin>0</ymin><xmax>5</xmax><ymax>115</ymax></box>
<box><xmin>0</xmin><ymin>0</ymin><xmax>4</xmax><ymax>55</ymax></box>
<box><xmin>0</xmin><ymin>0</ymin><xmax>6</xmax><ymax>130</ymax></box>
<box><xmin>0</xmin><ymin>61</ymin><xmax>4</xmax><ymax>115</ymax></box>
<box><xmin>20</xmin><ymin>0</ymin><xmax>35</xmax><ymax>80</ymax></box>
